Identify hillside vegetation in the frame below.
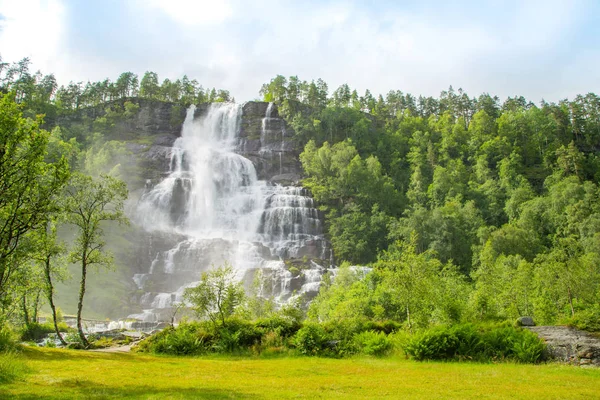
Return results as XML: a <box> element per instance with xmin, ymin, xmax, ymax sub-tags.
<box><xmin>0</xmin><ymin>59</ymin><xmax>599</xmax><ymax>357</ymax></box>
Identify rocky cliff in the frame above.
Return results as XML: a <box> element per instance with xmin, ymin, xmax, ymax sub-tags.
<box><xmin>55</xmin><ymin>100</ymin><xmax>329</xmax><ymax>320</ymax></box>
<box><xmin>110</xmin><ymin>100</ymin><xmax>303</xmax><ymax>187</ymax></box>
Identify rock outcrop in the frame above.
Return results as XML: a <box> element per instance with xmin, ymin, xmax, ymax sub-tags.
<box><xmin>527</xmin><ymin>326</ymin><xmax>600</xmax><ymax>367</ymax></box>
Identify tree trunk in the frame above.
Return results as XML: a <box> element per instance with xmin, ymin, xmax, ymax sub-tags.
<box><xmin>22</xmin><ymin>294</ymin><xmax>30</xmax><ymax>326</ymax></box>
<box><xmin>77</xmin><ymin>257</ymin><xmax>89</xmax><ymax>347</ymax></box>
<box><xmin>44</xmin><ymin>255</ymin><xmax>66</xmax><ymax>346</ymax></box>
<box><xmin>32</xmin><ymin>290</ymin><xmax>40</xmax><ymax>323</ymax></box>
<box><xmin>567</xmin><ymin>286</ymin><xmax>575</xmax><ymax>318</ymax></box>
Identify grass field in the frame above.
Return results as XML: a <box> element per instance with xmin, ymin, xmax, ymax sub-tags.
<box><xmin>1</xmin><ymin>347</ymin><xmax>599</xmax><ymax>399</ymax></box>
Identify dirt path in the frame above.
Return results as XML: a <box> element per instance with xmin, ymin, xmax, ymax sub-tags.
<box><xmin>89</xmin><ymin>343</ymin><xmax>136</xmax><ymax>353</ymax></box>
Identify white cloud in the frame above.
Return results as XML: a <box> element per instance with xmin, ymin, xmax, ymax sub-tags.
<box><xmin>144</xmin><ymin>0</ymin><xmax>233</xmax><ymax>26</ymax></box>
<box><xmin>0</xmin><ymin>0</ymin><xmax>65</xmax><ymax>72</ymax></box>
<box><xmin>0</xmin><ymin>0</ymin><xmax>594</xmax><ymax>103</ymax></box>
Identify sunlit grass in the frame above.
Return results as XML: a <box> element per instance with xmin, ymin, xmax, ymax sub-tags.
<box><xmin>1</xmin><ymin>347</ymin><xmax>599</xmax><ymax>399</ymax></box>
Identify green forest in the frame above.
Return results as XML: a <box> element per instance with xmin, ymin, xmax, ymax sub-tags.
<box><xmin>1</xmin><ymin>57</ymin><xmax>599</xmax><ymax>368</ymax></box>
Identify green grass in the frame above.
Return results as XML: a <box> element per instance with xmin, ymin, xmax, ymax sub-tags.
<box><xmin>1</xmin><ymin>347</ymin><xmax>599</xmax><ymax>399</ymax></box>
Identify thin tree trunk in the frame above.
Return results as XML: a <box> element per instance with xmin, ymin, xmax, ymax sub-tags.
<box><xmin>77</xmin><ymin>257</ymin><xmax>89</xmax><ymax>347</ymax></box>
<box><xmin>44</xmin><ymin>255</ymin><xmax>66</xmax><ymax>346</ymax></box>
<box><xmin>22</xmin><ymin>294</ymin><xmax>30</xmax><ymax>326</ymax></box>
<box><xmin>32</xmin><ymin>290</ymin><xmax>40</xmax><ymax>323</ymax></box>
<box><xmin>567</xmin><ymin>286</ymin><xmax>575</xmax><ymax>318</ymax></box>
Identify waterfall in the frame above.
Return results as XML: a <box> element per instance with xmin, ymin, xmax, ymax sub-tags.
<box><xmin>130</xmin><ymin>103</ymin><xmax>329</xmax><ymax>321</ymax></box>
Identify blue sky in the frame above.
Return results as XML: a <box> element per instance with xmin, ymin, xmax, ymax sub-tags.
<box><xmin>0</xmin><ymin>0</ymin><xmax>599</xmax><ymax>102</ymax></box>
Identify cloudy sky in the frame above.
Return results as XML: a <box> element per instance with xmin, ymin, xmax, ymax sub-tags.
<box><xmin>0</xmin><ymin>0</ymin><xmax>598</xmax><ymax>102</ymax></box>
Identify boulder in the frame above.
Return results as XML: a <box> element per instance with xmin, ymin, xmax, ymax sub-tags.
<box><xmin>517</xmin><ymin>316</ymin><xmax>535</xmax><ymax>326</ymax></box>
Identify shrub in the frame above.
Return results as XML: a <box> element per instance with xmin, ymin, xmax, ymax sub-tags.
<box><xmin>255</xmin><ymin>316</ymin><xmax>301</xmax><ymax>338</ymax></box>
<box><xmin>294</xmin><ymin>323</ymin><xmax>329</xmax><ymax>355</ymax></box>
<box><xmin>403</xmin><ymin>328</ymin><xmax>460</xmax><ymax>361</ymax></box>
<box><xmin>20</xmin><ymin>322</ymin><xmax>56</xmax><ymax>342</ymax></box>
<box><xmin>565</xmin><ymin>306</ymin><xmax>600</xmax><ymax>332</ymax></box>
<box><xmin>363</xmin><ymin>320</ymin><xmax>402</xmax><ymax>335</ymax></box>
<box><xmin>481</xmin><ymin>325</ymin><xmax>517</xmax><ymax>360</ymax></box>
<box><xmin>452</xmin><ymin>324</ymin><xmax>484</xmax><ymax>360</ymax></box>
<box><xmin>219</xmin><ymin>319</ymin><xmax>263</xmax><ymax>348</ymax></box>
<box><xmin>0</xmin><ymin>328</ymin><xmax>19</xmax><ymax>353</ymax></box>
<box><xmin>403</xmin><ymin>323</ymin><xmax>546</xmax><ymax>363</ymax></box>
<box><xmin>136</xmin><ymin>323</ymin><xmax>212</xmax><ymax>355</ymax></box>
<box><xmin>261</xmin><ymin>330</ymin><xmax>285</xmax><ymax>349</ymax></box>
<box><xmin>354</xmin><ymin>330</ymin><xmax>393</xmax><ymax>356</ymax></box>
<box><xmin>512</xmin><ymin>329</ymin><xmax>546</xmax><ymax>363</ymax></box>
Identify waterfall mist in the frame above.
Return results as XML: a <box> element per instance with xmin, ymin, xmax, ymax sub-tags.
<box><xmin>128</xmin><ymin>103</ymin><xmax>329</xmax><ymax>323</ymax></box>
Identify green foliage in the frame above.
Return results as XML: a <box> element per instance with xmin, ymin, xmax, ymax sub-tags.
<box><xmin>565</xmin><ymin>305</ymin><xmax>600</xmax><ymax>332</ymax></box>
<box><xmin>353</xmin><ymin>330</ymin><xmax>393</xmax><ymax>356</ymax></box>
<box><xmin>63</xmin><ymin>173</ymin><xmax>129</xmax><ymax>346</ymax></box>
<box><xmin>137</xmin><ymin>318</ymin><xmax>289</xmax><ymax>356</ymax></box>
<box><xmin>0</xmin><ymin>93</ymin><xmax>70</xmax><ymax>317</ymax></box>
<box><xmin>512</xmin><ymin>330</ymin><xmax>546</xmax><ymax>364</ymax></box>
<box><xmin>184</xmin><ymin>264</ymin><xmax>245</xmax><ymax>327</ymax></box>
<box><xmin>20</xmin><ymin>322</ymin><xmax>59</xmax><ymax>342</ymax></box>
<box><xmin>0</xmin><ymin>328</ymin><xmax>20</xmax><ymax>353</ymax></box>
<box><xmin>137</xmin><ymin>323</ymin><xmax>211</xmax><ymax>356</ymax></box>
<box><xmin>293</xmin><ymin>323</ymin><xmax>329</xmax><ymax>355</ymax></box>
<box><xmin>403</xmin><ymin>324</ymin><xmax>546</xmax><ymax>363</ymax></box>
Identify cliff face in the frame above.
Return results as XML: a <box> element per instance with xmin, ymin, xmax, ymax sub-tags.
<box><xmin>59</xmin><ymin>100</ymin><xmax>328</xmax><ymax>320</ymax></box>
<box><xmin>117</xmin><ymin>101</ymin><xmax>302</xmax><ymax>187</ymax></box>
<box><xmin>238</xmin><ymin>102</ymin><xmax>302</xmax><ymax>183</ymax></box>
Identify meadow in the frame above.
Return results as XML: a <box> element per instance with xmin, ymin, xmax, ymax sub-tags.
<box><xmin>1</xmin><ymin>347</ymin><xmax>599</xmax><ymax>399</ymax></box>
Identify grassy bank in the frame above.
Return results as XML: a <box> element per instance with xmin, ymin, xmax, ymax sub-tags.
<box><xmin>1</xmin><ymin>347</ymin><xmax>599</xmax><ymax>399</ymax></box>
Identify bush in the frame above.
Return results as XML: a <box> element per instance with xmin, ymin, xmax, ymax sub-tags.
<box><xmin>363</xmin><ymin>320</ymin><xmax>402</xmax><ymax>335</ymax></box>
<box><xmin>20</xmin><ymin>321</ymin><xmax>75</xmax><ymax>343</ymax></box>
<box><xmin>218</xmin><ymin>319</ymin><xmax>263</xmax><ymax>349</ymax></box>
<box><xmin>20</xmin><ymin>322</ymin><xmax>55</xmax><ymax>342</ymax></box>
<box><xmin>481</xmin><ymin>325</ymin><xmax>517</xmax><ymax>360</ymax></box>
<box><xmin>512</xmin><ymin>329</ymin><xmax>546</xmax><ymax>363</ymax></box>
<box><xmin>136</xmin><ymin>323</ymin><xmax>212</xmax><ymax>355</ymax></box>
<box><xmin>294</xmin><ymin>323</ymin><xmax>329</xmax><ymax>355</ymax></box>
<box><xmin>565</xmin><ymin>306</ymin><xmax>600</xmax><ymax>332</ymax></box>
<box><xmin>255</xmin><ymin>316</ymin><xmax>301</xmax><ymax>338</ymax></box>
<box><xmin>354</xmin><ymin>331</ymin><xmax>393</xmax><ymax>356</ymax></box>
<box><xmin>403</xmin><ymin>323</ymin><xmax>546</xmax><ymax>363</ymax></box>
<box><xmin>403</xmin><ymin>328</ymin><xmax>460</xmax><ymax>361</ymax></box>
<box><xmin>0</xmin><ymin>328</ymin><xmax>19</xmax><ymax>353</ymax></box>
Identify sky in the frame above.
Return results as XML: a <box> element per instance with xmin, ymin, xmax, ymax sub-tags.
<box><xmin>0</xmin><ymin>0</ymin><xmax>599</xmax><ymax>103</ymax></box>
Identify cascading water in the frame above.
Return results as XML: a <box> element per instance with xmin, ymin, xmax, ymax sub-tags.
<box><xmin>129</xmin><ymin>103</ymin><xmax>329</xmax><ymax>322</ymax></box>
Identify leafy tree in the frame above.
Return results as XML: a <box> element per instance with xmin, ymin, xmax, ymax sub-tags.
<box><xmin>184</xmin><ymin>263</ymin><xmax>245</xmax><ymax>327</ymax></box>
<box><xmin>0</xmin><ymin>93</ymin><xmax>69</xmax><ymax>317</ymax></box>
<box><xmin>139</xmin><ymin>71</ymin><xmax>160</xmax><ymax>99</ymax></box>
<box><xmin>260</xmin><ymin>75</ymin><xmax>287</xmax><ymax>103</ymax></box>
<box><xmin>30</xmin><ymin>218</ymin><xmax>68</xmax><ymax>345</ymax></box>
<box><xmin>63</xmin><ymin>173</ymin><xmax>128</xmax><ymax>346</ymax></box>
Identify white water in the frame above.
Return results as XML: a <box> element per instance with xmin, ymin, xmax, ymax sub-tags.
<box><xmin>130</xmin><ymin>103</ymin><xmax>328</xmax><ymax>320</ymax></box>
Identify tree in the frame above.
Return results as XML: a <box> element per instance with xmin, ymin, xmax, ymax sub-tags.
<box><xmin>31</xmin><ymin>218</ymin><xmax>69</xmax><ymax>345</ymax></box>
<box><xmin>63</xmin><ymin>173</ymin><xmax>128</xmax><ymax>346</ymax></box>
<box><xmin>184</xmin><ymin>263</ymin><xmax>245</xmax><ymax>327</ymax></box>
<box><xmin>0</xmin><ymin>93</ymin><xmax>70</xmax><ymax>317</ymax></box>
<box><xmin>139</xmin><ymin>71</ymin><xmax>160</xmax><ymax>99</ymax></box>
<box><xmin>260</xmin><ymin>75</ymin><xmax>287</xmax><ymax>103</ymax></box>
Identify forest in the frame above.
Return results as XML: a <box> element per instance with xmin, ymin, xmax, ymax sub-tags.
<box><xmin>0</xmin><ymin>57</ymin><xmax>599</xmax><ymax>370</ymax></box>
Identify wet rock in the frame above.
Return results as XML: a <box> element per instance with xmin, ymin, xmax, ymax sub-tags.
<box><xmin>270</xmin><ymin>173</ymin><xmax>301</xmax><ymax>186</ymax></box>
